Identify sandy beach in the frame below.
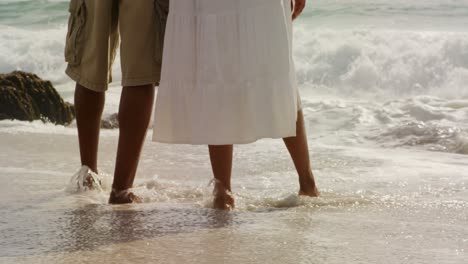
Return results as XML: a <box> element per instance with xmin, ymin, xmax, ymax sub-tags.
<box><xmin>1</xmin><ymin>0</ymin><xmax>468</xmax><ymax>263</ymax></box>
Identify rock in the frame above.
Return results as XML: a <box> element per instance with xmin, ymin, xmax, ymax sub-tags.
<box><xmin>0</xmin><ymin>71</ymin><xmax>75</xmax><ymax>125</ymax></box>
<box><xmin>101</xmin><ymin>113</ymin><xmax>119</xmax><ymax>129</ymax></box>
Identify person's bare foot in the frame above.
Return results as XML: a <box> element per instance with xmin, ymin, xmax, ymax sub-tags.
<box><xmin>213</xmin><ymin>188</ymin><xmax>235</xmax><ymax>210</ymax></box>
<box><xmin>70</xmin><ymin>166</ymin><xmax>103</xmax><ymax>192</ymax></box>
<box><xmin>108</xmin><ymin>189</ymin><xmax>142</xmax><ymax>204</ymax></box>
<box><xmin>299</xmin><ymin>185</ymin><xmax>320</xmax><ymax>197</ymax></box>
<box><xmin>83</xmin><ymin>173</ymin><xmax>101</xmax><ymax>190</ymax></box>
<box><xmin>299</xmin><ymin>173</ymin><xmax>320</xmax><ymax>197</ymax></box>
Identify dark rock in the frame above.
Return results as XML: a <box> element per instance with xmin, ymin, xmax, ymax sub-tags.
<box><xmin>0</xmin><ymin>71</ymin><xmax>75</xmax><ymax>125</ymax></box>
<box><xmin>101</xmin><ymin>113</ymin><xmax>119</xmax><ymax>129</ymax></box>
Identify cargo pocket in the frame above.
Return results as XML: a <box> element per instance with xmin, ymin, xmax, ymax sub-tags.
<box><xmin>65</xmin><ymin>0</ymin><xmax>87</xmax><ymax>66</ymax></box>
<box><xmin>154</xmin><ymin>0</ymin><xmax>169</xmax><ymax>65</ymax></box>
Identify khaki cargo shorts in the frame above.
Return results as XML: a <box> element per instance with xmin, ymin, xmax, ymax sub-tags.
<box><xmin>64</xmin><ymin>0</ymin><xmax>169</xmax><ymax>92</ymax></box>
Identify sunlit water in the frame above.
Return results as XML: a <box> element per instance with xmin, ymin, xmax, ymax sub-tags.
<box><xmin>1</xmin><ymin>0</ymin><xmax>468</xmax><ymax>263</ymax></box>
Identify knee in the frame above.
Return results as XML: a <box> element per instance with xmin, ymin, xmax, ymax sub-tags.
<box><xmin>75</xmin><ymin>83</ymin><xmax>105</xmax><ymax>96</ymax></box>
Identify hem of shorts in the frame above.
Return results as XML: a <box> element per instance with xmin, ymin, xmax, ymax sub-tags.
<box><xmin>122</xmin><ymin>76</ymin><xmax>161</xmax><ymax>87</ymax></box>
<box><xmin>297</xmin><ymin>102</ymin><xmax>303</xmax><ymax>111</ymax></box>
<box><xmin>66</xmin><ymin>67</ymin><xmax>109</xmax><ymax>92</ymax></box>
<box><xmin>152</xmin><ymin>131</ymin><xmax>297</xmax><ymax>146</ymax></box>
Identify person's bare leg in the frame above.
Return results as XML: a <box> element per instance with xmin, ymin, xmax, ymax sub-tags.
<box><xmin>283</xmin><ymin>110</ymin><xmax>319</xmax><ymax>196</ymax></box>
<box><xmin>109</xmin><ymin>84</ymin><xmax>155</xmax><ymax>204</ymax></box>
<box><xmin>209</xmin><ymin>145</ymin><xmax>235</xmax><ymax>210</ymax></box>
<box><xmin>74</xmin><ymin>84</ymin><xmax>105</xmax><ymax>173</ymax></box>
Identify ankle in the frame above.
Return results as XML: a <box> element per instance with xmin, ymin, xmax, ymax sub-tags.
<box><xmin>299</xmin><ymin>170</ymin><xmax>317</xmax><ymax>188</ymax></box>
<box><xmin>108</xmin><ymin>188</ymin><xmax>142</xmax><ymax>204</ymax></box>
<box><xmin>212</xmin><ymin>179</ymin><xmax>231</xmax><ymax>193</ymax></box>
<box><xmin>299</xmin><ymin>176</ymin><xmax>319</xmax><ymax>197</ymax></box>
<box><xmin>214</xmin><ymin>186</ymin><xmax>231</xmax><ymax>196</ymax></box>
<box><xmin>111</xmin><ymin>184</ymin><xmax>131</xmax><ymax>193</ymax></box>
<box><xmin>213</xmin><ymin>188</ymin><xmax>235</xmax><ymax>210</ymax></box>
<box><xmin>81</xmin><ymin>164</ymin><xmax>98</xmax><ymax>174</ymax></box>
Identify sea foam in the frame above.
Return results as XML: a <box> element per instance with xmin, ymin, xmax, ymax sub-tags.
<box><xmin>1</xmin><ymin>23</ymin><xmax>468</xmax><ymax>99</ymax></box>
<box><xmin>294</xmin><ymin>28</ymin><xmax>468</xmax><ymax>99</ymax></box>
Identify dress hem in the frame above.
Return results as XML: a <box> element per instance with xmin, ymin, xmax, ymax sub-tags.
<box><xmin>152</xmin><ymin>130</ymin><xmax>297</xmax><ymax>146</ymax></box>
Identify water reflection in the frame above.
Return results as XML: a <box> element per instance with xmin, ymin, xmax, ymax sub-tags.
<box><xmin>55</xmin><ymin>204</ymin><xmax>237</xmax><ymax>253</ymax></box>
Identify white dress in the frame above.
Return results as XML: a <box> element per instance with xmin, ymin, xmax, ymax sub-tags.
<box><xmin>153</xmin><ymin>0</ymin><xmax>301</xmax><ymax>145</ymax></box>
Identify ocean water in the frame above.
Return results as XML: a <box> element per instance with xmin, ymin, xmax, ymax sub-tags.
<box><xmin>1</xmin><ymin>0</ymin><xmax>468</xmax><ymax>263</ymax></box>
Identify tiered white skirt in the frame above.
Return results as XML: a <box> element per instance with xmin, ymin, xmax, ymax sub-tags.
<box><xmin>153</xmin><ymin>0</ymin><xmax>301</xmax><ymax>145</ymax></box>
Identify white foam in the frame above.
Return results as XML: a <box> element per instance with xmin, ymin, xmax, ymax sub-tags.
<box><xmin>301</xmin><ymin>96</ymin><xmax>468</xmax><ymax>154</ymax></box>
<box><xmin>0</xmin><ymin>119</ymin><xmax>119</xmax><ymax>136</ymax></box>
<box><xmin>294</xmin><ymin>28</ymin><xmax>468</xmax><ymax>99</ymax></box>
<box><xmin>1</xmin><ymin>24</ymin><xmax>467</xmax><ymax>100</ymax></box>
<box><xmin>0</xmin><ymin>25</ymin><xmax>68</xmax><ymax>84</ymax></box>
<box><xmin>0</xmin><ymin>24</ymin><xmax>123</xmax><ymax>89</ymax></box>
